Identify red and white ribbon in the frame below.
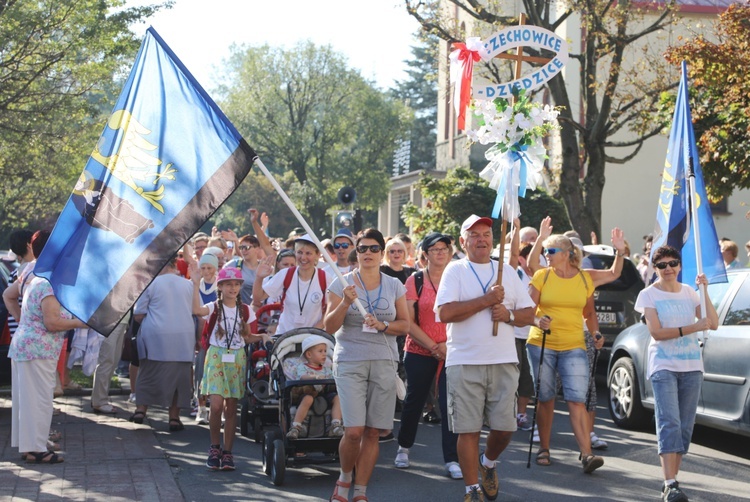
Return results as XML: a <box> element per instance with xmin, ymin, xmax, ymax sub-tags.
<box><xmin>449</xmin><ymin>37</ymin><xmax>482</xmax><ymax>131</ymax></box>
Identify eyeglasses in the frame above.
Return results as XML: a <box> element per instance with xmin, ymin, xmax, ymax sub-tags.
<box><xmin>428</xmin><ymin>247</ymin><xmax>451</xmax><ymax>254</ymax></box>
<box><xmin>389</xmin><ymin>249</ymin><xmax>404</xmax><ymax>254</ymax></box>
<box><xmin>356</xmin><ymin>245</ymin><xmax>382</xmax><ymax>254</ymax></box>
<box><xmin>238</xmin><ymin>245</ymin><xmax>256</xmax><ymax>251</ymax></box>
<box><xmin>654</xmin><ymin>259</ymin><xmax>681</xmax><ymax>270</ymax></box>
<box><xmin>333</xmin><ymin>242</ymin><xmax>350</xmax><ymax>249</ymax></box>
<box><xmin>544</xmin><ymin>247</ymin><xmax>563</xmax><ymax>255</ymax></box>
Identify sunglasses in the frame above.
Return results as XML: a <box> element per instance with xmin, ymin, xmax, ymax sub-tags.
<box><xmin>544</xmin><ymin>247</ymin><xmax>564</xmax><ymax>255</ymax></box>
<box><xmin>356</xmin><ymin>245</ymin><xmax>382</xmax><ymax>254</ymax></box>
<box><xmin>428</xmin><ymin>247</ymin><xmax>451</xmax><ymax>254</ymax></box>
<box><xmin>389</xmin><ymin>249</ymin><xmax>404</xmax><ymax>254</ymax></box>
<box><xmin>654</xmin><ymin>259</ymin><xmax>681</xmax><ymax>269</ymax></box>
<box><xmin>238</xmin><ymin>245</ymin><xmax>256</xmax><ymax>251</ymax></box>
<box><xmin>333</xmin><ymin>242</ymin><xmax>350</xmax><ymax>249</ymax></box>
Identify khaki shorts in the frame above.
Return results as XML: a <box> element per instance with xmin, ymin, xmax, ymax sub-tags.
<box><xmin>446</xmin><ymin>363</ymin><xmax>519</xmax><ymax>434</ymax></box>
<box><xmin>333</xmin><ymin>360</ymin><xmax>397</xmax><ymax>430</ymax></box>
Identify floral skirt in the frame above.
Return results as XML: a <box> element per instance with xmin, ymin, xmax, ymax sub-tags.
<box><xmin>201</xmin><ymin>346</ymin><xmax>247</xmax><ymax>399</ymax></box>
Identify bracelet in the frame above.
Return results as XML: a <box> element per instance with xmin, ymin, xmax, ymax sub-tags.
<box><xmin>678</xmin><ymin>327</ymin><xmax>684</xmax><ymax>337</ymax></box>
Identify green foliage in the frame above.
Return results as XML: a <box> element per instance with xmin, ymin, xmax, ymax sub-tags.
<box><xmin>402</xmin><ymin>167</ymin><xmax>568</xmax><ymax>242</ymax></box>
<box><xmin>0</xmin><ymin>0</ymin><xmax>171</xmax><ymax>245</ymax></box>
<box><xmin>218</xmin><ymin>41</ymin><xmax>408</xmax><ymax>233</ymax></box>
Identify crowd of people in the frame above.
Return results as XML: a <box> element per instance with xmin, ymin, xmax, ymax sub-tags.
<box><xmin>1</xmin><ymin>208</ymin><xmax>728</xmax><ymax>502</ymax></box>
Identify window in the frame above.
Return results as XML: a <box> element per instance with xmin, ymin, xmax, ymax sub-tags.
<box><xmin>723</xmin><ymin>275</ymin><xmax>750</xmax><ymax>326</ymax></box>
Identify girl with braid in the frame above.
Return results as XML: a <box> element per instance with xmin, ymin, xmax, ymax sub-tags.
<box><xmin>191</xmin><ymin>266</ymin><xmax>271</xmax><ymax>471</ymax></box>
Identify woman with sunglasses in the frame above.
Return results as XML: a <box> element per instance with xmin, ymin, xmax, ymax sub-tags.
<box><xmin>634</xmin><ymin>245</ymin><xmax>718</xmax><ymax>502</ymax></box>
<box><xmin>526</xmin><ymin>226</ymin><xmax>626</xmax><ymax>473</ymax></box>
<box><xmin>325</xmin><ymin>228</ymin><xmax>410</xmax><ymax>502</ymax></box>
<box><xmin>393</xmin><ymin>232</ymin><xmax>462</xmax><ymax>479</ymax></box>
<box><xmin>381</xmin><ymin>238</ymin><xmax>416</xmax><ymax>285</ymax></box>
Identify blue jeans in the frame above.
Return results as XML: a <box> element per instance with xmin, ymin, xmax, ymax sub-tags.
<box><xmin>651</xmin><ymin>370</ymin><xmax>702</xmax><ymax>455</ymax></box>
<box><xmin>526</xmin><ymin>345</ymin><xmax>588</xmax><ymax>403</ymax></box>
<box><xmin>397</xmin><ymin>352</ymin><xmax>458</xmax><ymax>463</ymax></box>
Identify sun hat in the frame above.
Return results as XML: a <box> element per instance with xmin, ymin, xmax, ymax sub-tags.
<box><xmin>460</xmin><ymin>215</ymin><xmax>493</xmax><ymax>234</ymax></box>
<box><xmin>301</xmin><ymin>334</ymin><xmax>332</xmax><ymax>354</ymax></box>
<box><xmin>216</xmin><ymin>267</ymin><xmax>243</xmax><ymax>284</ymax></box>
<box><xmin>333</xmin><ymin>228</ymin><xmax>355</xmax><ymax>246</ymax></box>
<box><xmin>203</xmin><ymin>246</ymin><xmax>224</xmax><ymax>257</ymax></box>
<box><xmin>294</xmin><ymin>233</ymin><xmax>318</xmax><ymax>247</ymax></box>
<box><xmin>421</xmin><ymin>232</ymin><xmax>452</xmax><ymax>252</ymax></box>
<box><xmin>199</xmin><ymin>253</ymin><xmax>218</xmax><ymax>268</ymax></box>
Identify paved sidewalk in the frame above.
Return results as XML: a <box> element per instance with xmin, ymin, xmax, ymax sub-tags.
<box><xmin>0</xmin><ymin>386</ymin><xmax>184</xmax><ymax>501</ymax></box>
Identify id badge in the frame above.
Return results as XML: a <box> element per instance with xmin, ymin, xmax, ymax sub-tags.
<box><xmin>362</xmin><ymin>323</ymin><xmax>378</xmax><ymax>333</ymax></box>
<box><xmin>222</xmin><ymin>353</ymin><xmax>236</xmax><ymax>363</ymax></box>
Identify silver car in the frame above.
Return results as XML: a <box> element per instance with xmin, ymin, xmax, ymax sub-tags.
<box><xmin>607</xmin><ymin>269</ymin><xmax>750</xmax><ymax>437</ymax></box>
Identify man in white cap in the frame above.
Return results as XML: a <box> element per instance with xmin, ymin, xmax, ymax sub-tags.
<box><xmin>322</xmin><ymin>228</ymin><xmax>356</xmax><ymax>277</ymax></box>
<box><xmin>435</xmin><ymin>215</ymin><xmax>536</xmax><ymax>502</ymax></box>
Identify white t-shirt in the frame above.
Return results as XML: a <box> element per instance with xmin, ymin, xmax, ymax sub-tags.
<box><xmin>435</xmin><ymin>259</ymin><xmax>535</xmax><ymax>367</ymax></box>
<box><xmin>263</xmin><ymin>267</ymin><xmax>332</xmax><ymax>335</ymax></box>
<box><xmin>321</xmin><ymin>263</ymin><xmax>353</xmax><ymax>279</ymax></box>
<box><xmin>203</xmin><ymin>302</ymin><xmax>256</xmax><ymax>350</ymax></box>
<box><xmin>634</xmin><ymin>284</ymin><xmax>702</xmax><ymax>378</ymax></box>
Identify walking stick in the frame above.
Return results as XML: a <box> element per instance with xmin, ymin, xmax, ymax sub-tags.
<box><xmin>527</xmin><ymin>317</ymin><xmax>550</xmax><ymax>468</ymax></box>
<box><xmin>585</xmin><ymin>334</ymin><xmax>602</xmax><ymax>411</ymax></box>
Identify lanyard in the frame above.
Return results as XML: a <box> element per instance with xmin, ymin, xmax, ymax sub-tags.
<box><xmin>356</xmin><ymin>271</ymin><xmax>383</xmax><ymax>315</ymax></box>
<box><xmin>222</xmin><ymin>304</ymin><xmax>240</xmax><ymax>350</ymax></box>
<box><xmin>297</xmin><ymin>268</ymin><xmax>315</xmax><ymax>316</ymax></box>
<box><xmin>468</xmin><ymin>260</ymin><xmax>495</xmax><ymax>294</ymax></box>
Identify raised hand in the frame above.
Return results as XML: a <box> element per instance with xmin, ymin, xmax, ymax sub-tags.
<box><xmin>539</xmin><ymin>216</ymin><xmax>553</xmax><ymax>240</ymax></box>
<box><xmin>611</xmin><ymin>228</ymin><xmax>626</xmax><ymax>254</ymax></box>
<box><xmin>248</xmin><ymin>208</ymin><xmax>258</xmax><ymax>222</ymax></box>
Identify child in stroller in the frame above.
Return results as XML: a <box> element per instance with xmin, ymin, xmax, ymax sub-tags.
<box><xmin>282</xmin><ymin>334</ymin><xmax>343</xmax><ymax>439</ymax></box>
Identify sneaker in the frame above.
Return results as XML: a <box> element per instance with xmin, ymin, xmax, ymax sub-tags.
<box><xmin>422</xmin><ymin>409</ymin><xmax>441</xmax><ymax>423</ymax></box>
<box><xmin>378</xmin><ymin>432</ymin><xmax>395</xmax><ymax>443</ymax></box>
<box><xmin>286</xmin><ymin>423</ymin><xmax>307</xmax><ymax>439</ymax></box>
<box><xmin>329</xmin><ymin>420</ymin><xmax>344</xmax><ymax>437</ymax></box>
<box><xmin>195</xmin><ymin>408</ymin><xmax>209</xmax><ymax>425</ymax></box>
<box><xmin>464</xmin><ymin>486</ymin><xmax>484</xmax><ymax>502</ymax></box>
<box><xmin>532</xmin><ymin>425</ymin><xmax>540</xmax><ymax>443</ymax></box>
<box><xmin>206</xmin><ymin>445</ymin><xmax>221</xmax><ymax>470</ymax></box>
<box><xmin>591</xmin><ymin>432</ymin><xmax>608</xmax><ymax>450</ymax></box>
<box><xmin>189</xmin><ymin>406</ymin><xmax>199</xmax><ymax>417</ymax></box>
<box><xmin>478</xmin><ymin>455</ymin><xmax>499</xmax><ymax>501</ymax></box>
<box><xmin>445</xmin><ymin>461</ymin><xmax>463</xmax><ymax>479</ymax></box>
<box><xmin>128</xmin><ymin>393</ymin><xmax>136</xmax><ymax>404</ymax></box>
<box><xmin>516</xmin><ymin>413</ymin><xmax>532</xmax><ymax>431</ymax></box>
<box><xmin>394</xmin><ymin>447</ymin><xmax>409</xmax><ymax>469</ymax></box>
<box><xmin>581</xmin><ymin>453</ymin><xmax>604</xmax><ymax>474</ymax></box>
<box><xmin>662</xmin><ymin>482</ymin><xmax>688</xmax><ymax>502</ymax></box>
<box><xmin>220</xmin><ymin>451</ymin><xmax>235</xmax><ymax>471</ymax></box>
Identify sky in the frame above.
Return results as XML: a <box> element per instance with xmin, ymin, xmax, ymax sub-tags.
<box><xmin>128</xmin><ymin>0</ymin><xmax>422</xmax><ymax>91</ymax></box>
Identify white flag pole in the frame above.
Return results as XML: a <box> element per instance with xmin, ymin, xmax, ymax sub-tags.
<box><xmin>253</xmin><ymin>158</ymin><xmax>369</xmax><ymax>318</ymax></box>
<box><xmin>686</xmin><ymin>157</ymin><xmax>707</xmax><ymax>323</ymax></box>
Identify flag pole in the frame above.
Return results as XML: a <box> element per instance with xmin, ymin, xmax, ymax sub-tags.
<box><xmin>253</xmin><ymin>158</ymin><xmax>369</xmax><ymax>319</ymax></box>
<box><xmin>682</xmin><ymin>61</ymin><xmax>707</xmax><ymax>324</ymax></box>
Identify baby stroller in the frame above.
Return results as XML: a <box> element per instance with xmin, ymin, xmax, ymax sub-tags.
<box><xmin>240</xmin><ymin>303</ymin><xmax>282</xmax><ymax>442</ymax></box>
<box><xmin>260</xmin><ymin>327</ymin><xmax>341</xmax><ymax>486</ymax></box>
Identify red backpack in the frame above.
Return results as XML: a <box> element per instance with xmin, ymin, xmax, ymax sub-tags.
<box><xmin>279</xmin><ymin>267</ymin><xmax>327</xmax><ymax>315</ymax></box>
<box><xmin>200</xmin><ymin>302</ymin><xmax>252</xmax><ymax>351</ymax></box>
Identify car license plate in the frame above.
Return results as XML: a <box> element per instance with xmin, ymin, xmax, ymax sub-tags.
<box><xmin>597</xmin><ymin>312</ymin><xmax>616</xmax><ymax>324</ymax></box>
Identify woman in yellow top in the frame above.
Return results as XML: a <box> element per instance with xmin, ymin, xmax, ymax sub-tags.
<box><xmin>527</xmin><ymin>228</ymin><xmax>624</xmax><ymax>474</ymax></box>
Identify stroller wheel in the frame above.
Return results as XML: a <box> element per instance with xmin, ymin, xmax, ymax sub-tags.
<box><xmin>271</xmin><ymin>438</ymin><xmax>286</xmax><ymax>486</ymax></box>
<box><xmin>240</xmin><ymin>397</ymin><xmax>250</xmax><ymax>438</ymax></box>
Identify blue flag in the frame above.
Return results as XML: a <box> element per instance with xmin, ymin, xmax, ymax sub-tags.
<box><xmin>35</xmin><ymin>28</ymin><xmax>256</xmax><ymax>335</ymax></box>
<box><xmin>650</xmin><ymin>61</ymin><xmax>726</xmax><ymax>287</ymax></box>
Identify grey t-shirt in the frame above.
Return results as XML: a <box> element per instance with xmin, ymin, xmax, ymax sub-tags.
<box><xmin>328</xmin><ymin>272</ymin><xmax>406</xmax><ymax>363</ymax></box>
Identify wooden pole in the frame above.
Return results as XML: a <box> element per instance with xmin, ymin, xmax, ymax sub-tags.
<box><xmin>492</xmin><ymin>13</ymin><xmax>527</xmax><ymax>336</ymax></box>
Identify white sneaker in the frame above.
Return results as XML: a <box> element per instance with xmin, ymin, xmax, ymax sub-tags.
<box><xmin>128</xmin><ymin>393</ymin><xmax>136</xmax><ymax>404</ymax></box>
<box><xmin>445</xmin><ymin>461</ymin><xmax>463</xmax><ymax>479</ymax></box>
<box><xmin>591</xmin><ymin>432</ymin><xmax>608</xmax><ymax>450</ymax></box>
<box><xmin>533</xmin><ymin>425</ymin><xmax>540</xmax><ymax>443</ymax></box>
<box><xmin>394</xmin><ymin>447</ymin><xmax>410</xmax><ymax>469</ymax></box>
<box><xmin>195</xmin><ymin>408</ymin><xmax>209</xmax><ymax>425</ymax></box>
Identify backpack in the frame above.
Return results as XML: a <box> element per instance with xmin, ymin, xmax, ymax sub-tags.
<box><xmin>200</xmin><ymin>302</ymin><xmax>252</xmax><ymax>352</ymax></box>
<box><xmin>279</xmin><ymin>267</ymin><xmax>327</xmax><ymax>316</ymax></box>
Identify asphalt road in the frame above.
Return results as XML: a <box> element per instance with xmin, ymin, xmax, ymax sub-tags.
<box><xmin>148</xmin><ymin>382</ymin><xmax>750</xmax><ymax>502</ymax></box>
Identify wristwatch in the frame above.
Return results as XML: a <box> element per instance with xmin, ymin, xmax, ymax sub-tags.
<box><xmin>381</xmin><ymin>321</ymin><xmax>390</xmax><ymax>333</ymax></box>
<box><xmin>507</xmin><ymin>310</ymin><xmax>515</xmax><ymax>324</ymax></box>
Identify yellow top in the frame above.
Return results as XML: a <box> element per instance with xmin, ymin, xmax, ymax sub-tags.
<box><xmin>527</xmin><ymin>268</ymin><xmax>594</xmax><ymax>352</ymax></box>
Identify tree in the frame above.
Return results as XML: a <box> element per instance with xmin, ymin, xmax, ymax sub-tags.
<box><xmin>0</xmin><ymin>0</ymin><xmax>171</xmax><ymax>244</ymax></box>
<box><xmin>391</xmin><ymin>36</ymin><xmax>439</xmax><ymax>172</ymax></box>
<box><xmin>402</xmin><ymin>167</ymin><xmax>568</xmax><ymax>241</ymax></box>
<box><xmin>664</xmin><ymin>3</ymin><xmax>750</xmax><ymax>202</ymax></box>
<box><xmin>404</xmin><ymin>0</ymin><xmax>681</xmax><ymax>241</ymax></box>
<box><xmin>218</xmin><ymin>41</ymin><xmax>409</xmax><ymax>233</ymax></box>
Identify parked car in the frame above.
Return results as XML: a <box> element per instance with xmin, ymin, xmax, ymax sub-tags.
<box><xmin>583</xmin><ymin>245</ymin><xmax>645</xmax><ymax>354</ymax></box>
<box><xmin>607</xmin><ymin>268</ymin><xmax>750</xmax><ymax>437</ymax></box>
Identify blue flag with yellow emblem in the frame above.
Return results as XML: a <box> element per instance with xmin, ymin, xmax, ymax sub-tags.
<box><xmin>650</xmin><ymin>61</ymin><xmax>726</xmax><ymax>287</ymax></box>
<box><xmin>35</xmin><ymin>28</ymin><xmax>256</xmax><ymax>335</ymax></box>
